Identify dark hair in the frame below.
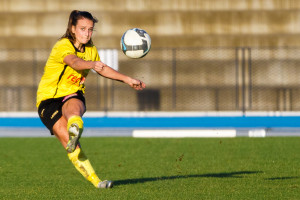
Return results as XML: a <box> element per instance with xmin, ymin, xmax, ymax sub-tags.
<box><xmin>60</xmin><ymin>10</ymin><xmax>98</xmax><ymax>45</ymax></box>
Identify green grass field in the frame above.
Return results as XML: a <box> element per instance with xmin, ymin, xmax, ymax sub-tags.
<box><xmin>0</xmin><ymin>137</ymin><xmax>300</xmax><ymax>199</ymax></box>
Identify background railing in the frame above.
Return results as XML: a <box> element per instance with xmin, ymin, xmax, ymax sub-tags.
<box><xmin>1</xmin><ymin>47</ymin><xmax>300</xmax><ymax>112</ymax></box>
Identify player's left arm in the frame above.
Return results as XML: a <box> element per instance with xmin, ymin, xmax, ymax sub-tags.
<box><xmin>95</xmin><ymin>63</ymin><xmax>146</xmax><ymax>90</ymax></box>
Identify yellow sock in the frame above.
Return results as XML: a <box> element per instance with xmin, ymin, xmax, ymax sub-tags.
<box><xmin>68</xmin><ymin>148</ymin><xmax>101</xmax><ymax>188</ymax></box>
<box><xmin>67</xmin><ymin>116</ymin><xmax>84</xmax><ymax>135</ymax></box>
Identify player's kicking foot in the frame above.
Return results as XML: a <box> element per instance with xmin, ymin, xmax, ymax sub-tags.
<box><xmin>98</xmin><ymin>180</ymin><xmax>114</xmax><ymax>189</ymax></box>
<box><xmin>66</xmin><ymin>123</ymin><xmax>82</xmax><ymax>153</ymax></box>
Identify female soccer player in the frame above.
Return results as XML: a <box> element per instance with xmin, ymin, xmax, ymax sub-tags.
<box><xmin>36</xmin><ymin>10</ymin><xmax>145</xmax><ymax>189</ymax></box>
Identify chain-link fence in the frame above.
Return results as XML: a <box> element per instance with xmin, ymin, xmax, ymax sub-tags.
<box><xmin>1</xmin><ymin>47</ymin><xmax>300</xmax><ymax>112</ymax></box>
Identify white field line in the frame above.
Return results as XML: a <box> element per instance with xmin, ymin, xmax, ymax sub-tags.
<box><xmin>132</xmin><ymin>129</ymin><xmax>237</xmax><ymax>138</ymax></box>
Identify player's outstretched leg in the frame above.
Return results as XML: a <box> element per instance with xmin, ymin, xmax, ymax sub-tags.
<box><xmin>66</xmin><ymin>115</ymin><xmax>83</xmax><ymax>153</ymax></box>
<box><xmin>68</xmin><ymin>148</ymin><xmax>113</xmax><ymax>188</ymax></box>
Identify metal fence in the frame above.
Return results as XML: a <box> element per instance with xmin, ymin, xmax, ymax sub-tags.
<box><xmin>1</xmin><ymin>47</ymin><xmax>300</xmax><ymax>112</ymax></box>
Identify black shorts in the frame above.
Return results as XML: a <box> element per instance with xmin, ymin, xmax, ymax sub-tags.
<box><xmin>38</xmin><ymin>91</ymin><xmax>86</xmax><ymax>135</ymax></box>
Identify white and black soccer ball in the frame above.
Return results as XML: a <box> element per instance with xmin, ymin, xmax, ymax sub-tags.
<box><xmin>120</xmin><ymin>28</ymin><xmax>151</xmax><ymax>59</ymax></box>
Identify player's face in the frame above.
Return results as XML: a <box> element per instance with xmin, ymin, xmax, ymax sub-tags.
<box><xmin>72</xmin><ymin>18</ymin><xmax>94</xmax><ymax>47</ymax></box>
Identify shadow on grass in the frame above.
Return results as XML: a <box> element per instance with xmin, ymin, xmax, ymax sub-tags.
<box><xmin>265</xmin><ymin>176</ymin><xmax>300</xmax><ymax>180</ymax></box>
<box><xmin>114</xmin><ymin>171</ymin><xmax>262</xmax><ymax>186</ymax></box>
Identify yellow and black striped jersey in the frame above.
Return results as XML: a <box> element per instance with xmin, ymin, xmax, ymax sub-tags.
<box><xmin>36</xmin><ymin>38</ymin><xmax>100</xmax><ymax>107</ymax></box>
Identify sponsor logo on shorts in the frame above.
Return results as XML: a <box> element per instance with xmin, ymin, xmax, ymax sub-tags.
<box><xmin>40</xmin><ymin>109</ymin><xmax>45</xmax><ymax>118</ymax></box>
<box><xmin>51</xmin><ymin>110</ymin><xmax>59</xmax><ymax>119</ymax></box>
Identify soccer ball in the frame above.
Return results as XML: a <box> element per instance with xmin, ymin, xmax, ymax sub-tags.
<box><xmin>120</xmin><ymin>28</ymin><xmax>151</xmax><ymax>59</ymax></box>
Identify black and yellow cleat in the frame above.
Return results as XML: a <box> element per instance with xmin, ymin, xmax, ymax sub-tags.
<box><xmin>98</xmin><ymin>180</ymin><xmax>114</xmax><ymax>189</ymax></box>
<box><xmin>66</xmin><ymin>116</ymin><xmax>84</xmax><ymax>153</ymax></box>
<box><xmin>66</xmin><ymin>123</ymin><xmax>82</xmax><ymax>153</ymax></box>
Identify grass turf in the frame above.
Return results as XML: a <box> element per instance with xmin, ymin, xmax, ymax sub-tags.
<box><xmin>0</xmin><ymin>137</ymin><xmax>300</xmax><ymax>199</ymax></box>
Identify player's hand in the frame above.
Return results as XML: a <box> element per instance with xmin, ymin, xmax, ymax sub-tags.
<box><xmin>128</xmin><ymin>78</ymin><xmax>146</xmax><ymax>90</ymax></box>
<box><xmin>93</xmin><ymin>61</ymin><xmax>106</xmax><ymax>73</ymax></box>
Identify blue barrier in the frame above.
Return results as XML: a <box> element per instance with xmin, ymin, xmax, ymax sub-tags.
<box><xmin>0</xmin><ymin>116</ymin><xmax>299</xmax><ymax>128</ymax></box>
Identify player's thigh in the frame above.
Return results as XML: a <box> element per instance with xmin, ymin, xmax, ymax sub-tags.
<box><xmin>62</xmin><ymin>98</ymin><xmax>86</xmax><ymax>118</ymax></box>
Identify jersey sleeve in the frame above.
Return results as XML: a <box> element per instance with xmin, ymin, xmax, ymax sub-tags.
<box><xmin>93</xmin><ymin>46</ymin><xmax>100</xmax><ymax>62</ymax></box>
<box><xmin>53</xmin><ymin>39</ymin><xmax>76</xmax><ymax>64</ymax></box>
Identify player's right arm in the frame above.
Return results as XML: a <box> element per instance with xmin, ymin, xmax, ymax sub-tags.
<box><xmin>94</xmin><ymin>63</ymin><xmax>146</xmax><ymax>90</ymax></box>
<box><xmin>63</xmin><ymin>54</ymin><xmax>104</xmax><ymax>71</ymax></box>
<box><xmin>64</xmin><ymin>53</ymin><xmax>145</xmax><ymax>90</ymax></box>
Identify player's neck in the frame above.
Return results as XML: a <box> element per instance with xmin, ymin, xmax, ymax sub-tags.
<box><xmin>73</xmin><ymin>42</ymin><xmax>85</xmax><ymax>52</ymax></box>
